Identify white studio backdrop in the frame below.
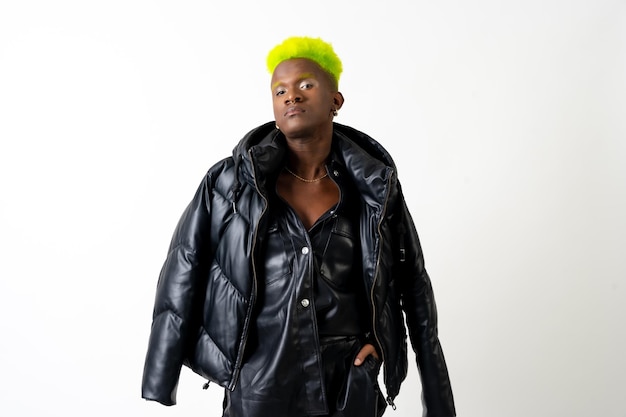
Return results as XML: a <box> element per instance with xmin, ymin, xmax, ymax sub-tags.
<box><xmin>1</xmin><ymin>1</ymin><xmax>625</xmax><ymax>416</ymax></box>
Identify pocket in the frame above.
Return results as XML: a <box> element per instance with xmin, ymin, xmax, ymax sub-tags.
<box><xmin>318</xmin><ymin>217</ymin><xmax>359</xmax><ymax>289</ymax></box>
<box><xmin>262</xmin><ymin>223</ymin><xmax>292</xmax><ymax>285</ymax></box>
<box><xmin>361</xmin><ymin>355</ymin><xmax>386</xmax><ymax>417</ymax></box>
<box><xmin>362</xmin><ymin>354</ymin><xmax>382</xmax><ymax>377</ymax></box>
<box><xmin>333</xmin><ymin>349</ymin><xmax>387</xmax><ymax>417</ymax></box>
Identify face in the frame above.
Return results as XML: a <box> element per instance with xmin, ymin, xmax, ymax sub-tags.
<box><xmin>271</xmin><ymin>58</ymin><xmax>343</xmax><ymax>139</ymax></box>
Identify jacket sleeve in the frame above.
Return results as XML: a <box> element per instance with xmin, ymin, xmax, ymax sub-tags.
<box><xmin>141</xmin><ymin>171</ymin><xmax>215</xmax><ymax>406</ymax></box>
<box><xmin>395</xmin><ymin>184</ymin><xmax>456</xmax><ymax>417</ymax></box>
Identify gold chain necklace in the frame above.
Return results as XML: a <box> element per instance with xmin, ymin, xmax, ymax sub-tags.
<box><xmin>284</xmin><ymin>166</ymin><xmax>328</xmax><ymax>183</ymax></box>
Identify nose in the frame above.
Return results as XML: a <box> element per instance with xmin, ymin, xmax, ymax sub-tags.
<box><xmin>285</xmin><ymin>91</ymin><xmax>302</xmax><ymax>105</ymax></box>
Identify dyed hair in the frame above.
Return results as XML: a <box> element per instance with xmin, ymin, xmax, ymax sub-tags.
<box><xmin>266</xmin><ymin>36</ymin><xmax>343</xmax><ymax>88</ymax></box>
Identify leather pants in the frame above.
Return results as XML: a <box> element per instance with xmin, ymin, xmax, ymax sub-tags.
<box><xmin>318</xmin><ymin>336</ymin><xmax>387</xmax><ymax>417</ymax></box>
<box><xmin>222</xmin><ymin>336</ymin><xmax>387</xmax><ymax>417</ymax></box>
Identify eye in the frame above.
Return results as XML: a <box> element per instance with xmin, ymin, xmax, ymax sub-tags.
<box><xmin>300</xmin><ymin>81</ymin><xmax>314</xmax><ymax>89</ymax></box>
<box><xmin>275</xmin><ymin>88</ymin><xmax>286</xmax><ymax>96</ymax></box>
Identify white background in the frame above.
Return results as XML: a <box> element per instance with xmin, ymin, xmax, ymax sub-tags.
<box><xmin>1</xmin><ymin>1</ymin><xmax>625</xmax><ymax>416</ymax></box>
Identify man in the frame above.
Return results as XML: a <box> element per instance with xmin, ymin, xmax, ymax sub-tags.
<box><xmin>142</xmin><ymin>36</ymin><xmax>455</xmax><ymax>417</ymax></box>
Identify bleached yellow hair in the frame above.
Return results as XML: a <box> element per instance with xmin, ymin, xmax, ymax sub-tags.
<box><xmin>266</xmin><ymin>36</ymin><xmax>343</xmax><ymax>88</ymax></box>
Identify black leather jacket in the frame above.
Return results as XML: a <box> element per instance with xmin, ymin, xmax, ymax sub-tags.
<box><xmin>142</xmin><ymin>122</ymin><xmax>455</xmax><ymax>416</ymax></box>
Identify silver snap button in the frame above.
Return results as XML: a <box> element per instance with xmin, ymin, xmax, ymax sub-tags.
<box><xmin>300</xmin><ymin>298</ymin><xmax>310</xmax><ymax>308</ymax></box>
<box><xmin>301</xmin><ymin>247</ymin><xmax>309</xmax><ymax>255</ymax></box>
<box><xmin>333</xmin><ymin>170</ymin><xmax>339</xmax><ymax>176</ymax></box>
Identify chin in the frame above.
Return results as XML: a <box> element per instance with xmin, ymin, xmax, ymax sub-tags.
<box><xmin>280</xmin><ymin>122</ymin><xmax>312</xmax><ymax>137</ymax></box>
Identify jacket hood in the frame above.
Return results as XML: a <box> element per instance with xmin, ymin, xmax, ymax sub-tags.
<box><xmin>230</xmin><ymin>122</ymin><xmax>286</xmax><ymax>201</ymax></box>
<box><xmin>228</xmin><ymin>121</ymin><xmax>398</xmax><ymax>212</ymax></box>
<box><xmin>232</xmin><ymin>121</ymin><xmax>398</xmax><ymax>173</ymax></box>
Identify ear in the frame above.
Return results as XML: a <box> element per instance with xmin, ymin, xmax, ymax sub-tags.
<box><xmin>333</xmin><ymin>92</ymin><xmax>345</xmax><ymax>111</ymax></box>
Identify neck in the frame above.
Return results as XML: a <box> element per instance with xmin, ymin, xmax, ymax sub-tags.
<box><xmin>284</xmin><ymin>131</ymin><xmax>332</xmax><ymax>178</ymax></box>
<box><xmin>285</xmin><ymin>152</ymin><xmax>329</xmax><ymax>180</ymax></box>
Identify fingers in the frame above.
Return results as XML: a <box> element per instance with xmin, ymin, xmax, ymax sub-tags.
<box><xmin>353</xmin><ymin>343</ymin><xmax>379</xmax><ymax>366</ymax></box>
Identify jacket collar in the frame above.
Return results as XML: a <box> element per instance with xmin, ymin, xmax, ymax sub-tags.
<box><xmin>232</xmin><ymin>121</ymin><xmax>395</xmax><ymax>200</ymax></box>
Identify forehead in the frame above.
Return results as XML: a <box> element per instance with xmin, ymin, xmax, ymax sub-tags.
<box><xmin>271</xmin><ymin>58</ymin><xmax>331</xmax><ymax>86</ymax></box>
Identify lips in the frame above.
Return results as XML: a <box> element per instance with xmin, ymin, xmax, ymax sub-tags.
<box><xmin>285</xmin><ymin>106</ymin><xmax>305</xmax><ymax>117</ymax></box>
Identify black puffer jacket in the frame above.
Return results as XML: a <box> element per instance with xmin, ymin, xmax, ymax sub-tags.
<box><xmin>142</xmin><ymin>122</ymin><xmax>455</xmax><ymax>416</ymax></box>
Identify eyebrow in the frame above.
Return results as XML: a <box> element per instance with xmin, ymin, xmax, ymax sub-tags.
<box><xmin>272</xmin><ymin>72</ymin><xmax>317</xmax><ymax>90</ymax></box>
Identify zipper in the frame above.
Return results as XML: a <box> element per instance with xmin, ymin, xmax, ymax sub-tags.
<box><xmin>369</xmin><ymin>169</ymin><xmax>394</xmax><ymax>374</ymax></box>
<box><xmin>229</xmin><ymin>150</ymin><xmax>268</xmax><ymax>390</ymax></box>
